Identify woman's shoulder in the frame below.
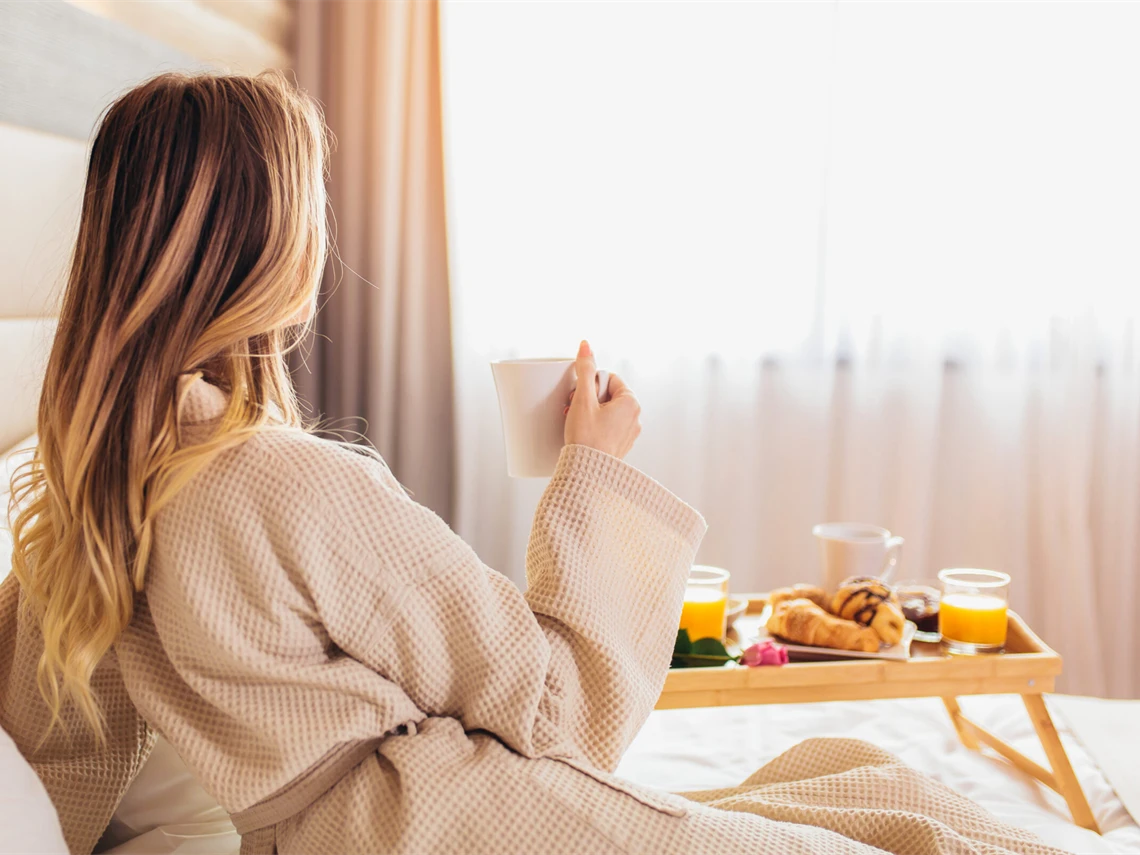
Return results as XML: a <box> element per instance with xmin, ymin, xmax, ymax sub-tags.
<box><xmin>174</xmin><ymin>379</ymin><xmax>403</xmax><ymax>502</ymax></box>
<box><xmin>166</xmin><ymin>426</ymin><xmax>406</xmax><ymax>533</ymax></box>
<box><xmin>214</xmin><ymin>426</ymin><xmax>403</xmax><ymax>501</ymax></box>
<box><xmin>161</xmin><ymin>425</ymin><xmax>460</xmax><ymax>573</ymax></box>
<box><xmin>245</xmin><ymin>425</ymin><xmax>390</xmax><ymax>471</ymax></box>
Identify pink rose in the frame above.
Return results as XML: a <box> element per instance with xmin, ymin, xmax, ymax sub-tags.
<box><xmin>740</xmin><ymin>640</ymin><xmax>788</xmax><ymax>667</ymax></box>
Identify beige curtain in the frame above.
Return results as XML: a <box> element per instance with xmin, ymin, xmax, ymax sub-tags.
<box><xmin>292</xmin><ymin>0</ymin><xmax>454</xmax><ymax>521</ymax></box>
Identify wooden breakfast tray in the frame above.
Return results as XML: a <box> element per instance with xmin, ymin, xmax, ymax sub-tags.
<box><xmin>657</xmin><ymin>594</ymin><xmax>1100</xmax><ymax>833</ymax></box>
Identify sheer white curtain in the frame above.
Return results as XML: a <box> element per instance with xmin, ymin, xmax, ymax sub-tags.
<box><xmin>440</xmin><ymin>1</ymin><xmax>1140</xmax><ymax>697</ymax></box>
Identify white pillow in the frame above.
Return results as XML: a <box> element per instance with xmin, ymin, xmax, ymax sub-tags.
<box><xmin>0</xmin><ymin>723</ymin><xmax>67</xmax><ymax>854</ymax></box>
<box><xmin>0</xmin><ymin>434</ymin><xmax>36</xmax><ymax>583</ymax></box>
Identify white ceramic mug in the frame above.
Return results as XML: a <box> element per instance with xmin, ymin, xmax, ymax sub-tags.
<box><xmin>812</xmin><ymin>522</ymin><xmax>904</xmax><ymax>593</ymax></box>
<box><xmin>491</xmin><ymin>358</ymin><xmax>610</xmax><ymax>478</ymax></box>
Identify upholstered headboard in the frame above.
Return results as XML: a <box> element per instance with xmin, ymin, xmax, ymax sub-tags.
<box><xmin>0</xmin><ymin>127</ymin><xmax>81</xmax><ymax>452</ymax></box>
<box><xmin>0</xmin><ymin>0</ymin><xmax>292</xmax><ymax>451</ymax></box>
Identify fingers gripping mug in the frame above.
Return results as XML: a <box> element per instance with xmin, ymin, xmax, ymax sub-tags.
<box><xmin>491</xmin><ymin>358</ymin><xmax>610</xmax><ymax>478</ymax></box>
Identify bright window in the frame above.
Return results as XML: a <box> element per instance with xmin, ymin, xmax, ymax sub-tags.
<box><xmin>442</xmin><ymin>1</ymin><xmax>1140</xmax><ymax>364</ymax></box>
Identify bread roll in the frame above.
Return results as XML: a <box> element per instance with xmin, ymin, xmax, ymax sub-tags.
<box><xmin>766</xmin><ymin>598</ymin><xmax>880</xmax><ymax>653</ymax></box>
<box><xmin>767</xmin><ymin>584</ymin><xmax>828</xmax><ymax>611</ymax></box>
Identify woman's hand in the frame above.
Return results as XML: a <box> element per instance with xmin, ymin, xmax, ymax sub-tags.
<box><xmin>564</xmin><ymin>340</ymin><xmax>641</xmax><ymax>460</ymax></box>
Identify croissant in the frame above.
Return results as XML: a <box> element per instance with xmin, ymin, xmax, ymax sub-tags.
<box><xmin>766</xmin><ymin>598</ymin><xmax>880</xmax><ymax>653</ymax></box>
<box><xmin>767</xmin><ymin>584</ymin><xmax>828</xmax><ymax>611</ymax></box>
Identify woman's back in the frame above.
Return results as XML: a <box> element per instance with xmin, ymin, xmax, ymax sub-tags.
<box><xmin>117</xmin><ymin>378</ymin><xmax>426</xmax><ymax>822</ymax></box>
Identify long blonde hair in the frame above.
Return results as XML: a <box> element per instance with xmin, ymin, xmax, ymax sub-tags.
<box><xmin>8</xmin><ymin>72</ymin><xmax>329</xmax><ymax>739</ymax></box>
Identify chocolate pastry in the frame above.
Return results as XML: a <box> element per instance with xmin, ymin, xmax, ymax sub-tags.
<box><xmin>831</xmin><ymin>577</ymin><xmax>906</xmax><ymax>645</ymax></box>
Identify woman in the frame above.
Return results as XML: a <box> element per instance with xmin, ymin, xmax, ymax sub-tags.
<box><xmin>3</xmin><ymin>73</ymin><xmax>1062</xmax><ymax>855</ymax></box>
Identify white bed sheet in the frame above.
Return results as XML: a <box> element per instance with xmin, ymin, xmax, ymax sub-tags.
<box><xmin>618</xmin><ymin>694</ymin><xmax>1140</xmax><ymax>854</ymax></box>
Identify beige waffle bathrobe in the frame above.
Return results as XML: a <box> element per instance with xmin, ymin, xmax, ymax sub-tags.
<box><xmin>1</xmin><ymin>379</ymin><xmax>1066</xmax><ymax>855</ymax></box>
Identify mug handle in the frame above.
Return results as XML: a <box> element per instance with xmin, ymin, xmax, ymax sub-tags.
<box><xmin>880</xmin><ymin>536</ymin><xmax>904</xmax><ymax>583</ymax></box>
<box><xmin>571</xmin><ymin>370</ymin><xmax>611</xmax><ymax>402</ymax></box>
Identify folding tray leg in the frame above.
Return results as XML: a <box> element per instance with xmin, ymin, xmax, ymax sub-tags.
<box><xmin>1022</xmin><ymin>694</ymin><xmax>1101</xmax><ymax>834</ymax></box>
<box><xmin>942</xmin><ymin>697</ymin><xmax>980</xmax><ymax>750</ymax></box>
<box><xmin>941</xmin><ymin>694</ymin><xmax>1101</xmax><ymax>834</ymax></box>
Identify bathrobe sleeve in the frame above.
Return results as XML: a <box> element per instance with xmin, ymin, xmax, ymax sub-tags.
<box><xmin>304</xmin><ymin>443</ymin><xmax>706</xmax><ymax>772</ymax></box>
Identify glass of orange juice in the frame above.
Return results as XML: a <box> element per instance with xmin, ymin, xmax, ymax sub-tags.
<box><xmin>679</xmin><ymin>565</ymin><xmax>730</xmax><ymax>642</ymax></box>
<box><xmin>938</xmin><ymin>568</ymin><xmax>1010</xmax><ymax>655</ymax></box>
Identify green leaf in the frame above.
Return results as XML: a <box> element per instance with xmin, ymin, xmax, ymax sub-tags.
<box><xmin>691</xmin><ymin>637</ymin><xmax>730</xmax><ymax>658</ymax></box>
<box><xmin>671</xmin><ymin>634</ymin><xmax>739</xmax><ymax>668</ymax></box>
